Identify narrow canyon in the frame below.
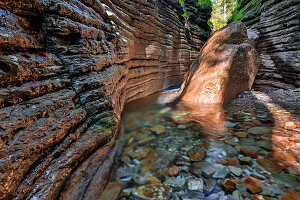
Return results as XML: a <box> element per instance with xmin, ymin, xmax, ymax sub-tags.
<box><xmin>0</xmin><ymin>0</ymin><xmax>299</xmax><ymax>200</ymax></box>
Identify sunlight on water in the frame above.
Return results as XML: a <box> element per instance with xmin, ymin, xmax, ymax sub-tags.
<box><xmin>114</xmin><ymin>91</ymin><xmax>300</xmax><ymax>200</ymax></box>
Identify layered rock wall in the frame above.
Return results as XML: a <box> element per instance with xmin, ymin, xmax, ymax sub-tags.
<box><xmin>0</xmin><ymin>0</ymin><xmax>211</xmax><ymax>199</ymax></box>
<box><xmin>229</xmin><ymin>0</ymin><xmax>300</xmax><ymax>90</ymax></box>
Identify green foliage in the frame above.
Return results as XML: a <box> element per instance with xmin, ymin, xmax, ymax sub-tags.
<box><xmin>178</xmin><ymin>0</ymin><xmax>190</xmax><ymax>29</ymax></box>
<box><xmin>198</xmin><ymin>0</ymin><xmax>212</xmax><ymax>8</ymax></box>
<box><xmin>210</xmin><ymin>0</ymin><xmax>238</xmax><ymax>31</ymax></box>
<box><xmin>179</xmin><ymin>0</ymin><xmax>185</xmax><ymax>7</ymax></box>
<box><xmin>227</xmin><ymin>0</ymin><xmax>261</xmax><ymax>24</ymax></box>
<box><xmin>182</xmin><ymin>12</ymin><xmax>190</xmax><ymax>21</ymax></box>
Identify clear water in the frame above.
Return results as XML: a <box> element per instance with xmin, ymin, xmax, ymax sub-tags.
<box><xmin>115</xmin><ymin>91</ymin><xmax>300</xmax><ymax>200</ymax></box>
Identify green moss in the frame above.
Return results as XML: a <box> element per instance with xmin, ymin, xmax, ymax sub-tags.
<box><xmin>228</xmin><ymin>0</ymin><xmax>261</xmax><ymax>24</ymax></box>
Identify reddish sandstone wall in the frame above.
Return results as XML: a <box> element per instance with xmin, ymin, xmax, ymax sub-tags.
<box><xmin>0</xmin><ymin>0</ymin><xmax>211</xmax><ymax>199</ymax></box>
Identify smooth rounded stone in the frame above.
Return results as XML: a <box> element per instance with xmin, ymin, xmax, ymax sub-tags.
<box><xmin>225</xmin><ymin>138</ymin><xmax>239</xmax><ymax>146</ymax></box>
<box><xmin>240</xmin><ymin>145</ymin><xmax>261</xmax><ymax>153</ymax></box>
<box><xmin>213</xmin><ymin>168</ymin><xmax>228</xmax><ymax>179</ymax></box>
<box><xmin>150</xmin><ymin>125</ymin><xmax>166</xmax><ymax>135</ymax></box>
<box><xmin>164</xmin><ymin>177</ymin><xmax>186</xmax><ymax>191</ymax></box>
<box><xmin>188</xmin><ymin>147</ymin><xmax>206</xmax><ymax>162</ymax></box>
<box><xmin>168</xmin><ymin>165</ymin><xmax>179</xmax><ymax>176</ymax></box>
<box><xmin>232</xmin><ymin>190</ymin><xmax>243</xmax><ymax>200</ymax></box>
<box><xmin>132</xmin><ymin>174</ymin><xmax>147</xmax><ymax>185</ymax></box>
<box><xmin>180</xmin><ymin>22</ymin><xmax>259</xmax><ymax>105</ymax></box>
<box><xmin>177</xmin><ymin>125</ymin><xmax>186</xmax><ymax>129</ymax></box>
<box><xmin>228</xmin><ymin>166</ymin><xmax>243</xmax><ymax>176</ymax></box>
<box><xmin>176</xmin><ymin>161</ymin><xmax>191</xmax><ymax>166</ymax></box>
<box><xmin>225</xmin><ymin>121</ymin><xmax>239</xmax><ymax>128</ymax></box>
<box><xmin>256</xmin><ymin>140</ymin><xmax>272</xmax><ymax>151</ymax></box>
<box><xmin>187</xmin><ymin>178</ymin><xmax>204</xmax><ymax>192</ymax></box>
<box><xmin>214</xmin><ymin>143</ymin><xmax>239</xmax><ymax>157</ymax></box>
<box><xmin>179</xmin><ymin>166</ymin><xmax>189</xmax><ymax>173</ymax></box>
<box><xmin>252</xmin><ymin>172</ymin><xmax>266</xmax><ymax>180</ymax></box>
<box><xmin>247</xmin><ymin>127</ymin><xmax>271</xmax><ymax>135</ymax></box>
<box><xmin>117</xmin><ymin>167</ymin><xmax>139</xmax><ymax>178</ymax></box>
<box><xmin>259</xmin><ymin>184</ymin><xmax>285</xmax><ymax>197</ymax></box>
<box><xmin>132</xmin><ymin>184</ymin><xmax>172</xmax><ymax>200</ymax></box>
<box><xmin>239</xmin><ymin>157</ymin><xmax>252</xmax><ymax>165</ymax></box>
<box><xmin>202</xmin><ymin>163</ymin><xmax>223</xmax><ymax>177</ymax></box>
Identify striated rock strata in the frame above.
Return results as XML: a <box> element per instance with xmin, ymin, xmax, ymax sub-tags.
<box><xmin>228</xmin><ymin>0</ymin><xmax>300</xmax><ymax>90</ymax></box>
<box><xmin>0</xmin><ymin>0</ymin><xmax>211</xmax><ymax>199</ymax></box>
<box><xmin>180</xmin><ymin>22</ymin><xmax>260</xmax><ymax>104</ymax></box>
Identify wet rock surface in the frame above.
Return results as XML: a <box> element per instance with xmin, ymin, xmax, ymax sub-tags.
<box><xmin>0</xmin><ymin>0</ymin><xmax>211</xmax><ymax>199</ymax></box>
<box><xmin>115</xmin><ymin>89</ymin><xmax>300</xmax><ymax>200</ymax></box>
<box><xmin>180</xmin><ymin>21</ymin><xmax>260</xmax><ymax>104</ymax></box>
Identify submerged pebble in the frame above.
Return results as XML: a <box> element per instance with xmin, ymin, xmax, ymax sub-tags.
<box><xmin>115</xmin><ymin>92</ymin><xmax>300</xmax><ymax>200</ymax></box>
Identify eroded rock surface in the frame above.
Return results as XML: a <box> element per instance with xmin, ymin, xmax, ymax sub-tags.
<box><xmin>0</xmin><ymin>0</ymin><xmax>211</xmax><ymax>199</ymax></box>
<box><xmin>229</xmin><ymin>0</ymin><xmax>300</xmax><ymax>90</ymax></box>
<box><xmin>180</xmin><ymin>21</ymin><xmax>260</xmax><ymax>104</ymax></box>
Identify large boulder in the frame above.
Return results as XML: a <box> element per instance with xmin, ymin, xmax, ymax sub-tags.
<box><xmin>180</xmin><ymin>21</ymin><xmax>260</xmax><ymax>104</ymax></box>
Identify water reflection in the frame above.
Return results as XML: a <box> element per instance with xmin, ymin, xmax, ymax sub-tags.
<box><xmin>114</xmin><ymin>90</ymin><xmax>300</xmax><ymax>200</ymax></box>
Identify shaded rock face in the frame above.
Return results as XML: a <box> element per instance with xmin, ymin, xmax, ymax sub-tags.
<box><xmin>229</xmin><ymin>0</ymin><xmax>300</xmax><ymax>90</ymax></box>
<box><xmin>0</xmin><ymin>0</ymin><xmax>211</xmax><ymax>199</ymax></box>
<box><xmin>180</xmin><ymin>22</ymin><xmax>260</xmax><ymax>104</ymax></box>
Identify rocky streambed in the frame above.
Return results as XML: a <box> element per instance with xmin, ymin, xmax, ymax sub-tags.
<box><xmin>102</xmin><ymin>89</ymin><xmax>300</xmax><ymax>200</ymax></box>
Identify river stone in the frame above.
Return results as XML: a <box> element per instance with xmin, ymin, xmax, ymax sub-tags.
<box><xmin>132</xmin><ymin>184</ymin><xmax>172</xmax><ymax>200</ymax></box>
<box><xmin>259</xmin><ymin>184</ymin><xmax>285</xmax><ymax>197</ymax></box>
<box><xmin>232</xmin><ymin>190</ymin><xmax>243</xmax><ymax>200</ymax></box>
<box><xmin>187</xmin><ymin>178</ymin><xmax>204</xmax><ymax>192</ymax></box>
<box><xmin>204</xmin><ymin>178</ymin><xmax>217</xmax><ymax>194</ymax></box>
<box><xmin>188</xmin><ymin>147</ymin><xmax>206</xmax><ymax>162</ymax></box>
<box><xmin>180</xmin><ymin>21</ymin><xmax>259</xmax><ymax>104</ymax></box>
<box><xmin>225</xmin><ymin>121</ymin><xmax>239</xmax><ymax>128</ymax></box>
<box><xmin>239</xmin><ymin>157</ymin><xmax>252</xmax><ymax>165</ymax></box>
<box><xmin>164</xmin><ymin>177</ymin><xmax>186</xmax><ymax>191</ymax></box>
<box><xmin>117</xmin><ymin>167</ymin><xmax>139</xmax><ymax>178</ymax></box>
<box><xmin>228</xmin><ymin>166</ymin><xmax>243</xmax><ymax>176</ymax></box>
<box><xmin>189</xmin><ymin>191</ymin><xmax>205</xmax><ymax>199</ymax></box>
<box><xmin>202</xmin><ymin>163</ymin><xmax>223</xmax><ymax>177</ymax></box>
<box><xmin>132</xmin><ymin>174</ymin><xmax>147</xmax><ymax>185</ymax></box>
<box><xmin>213</xmin><ymin>168</ymin><xmax>228</xmax><ymax>179</ymax></box>
<box><xmin>247</xmin><ymin>127</ymin><xmax>271</xmax><ymax>135</ymax></box>
<box><xmin>150</xmin><ymin>125</ymin><xmax>166</xmax><ymax>135</ymax></box>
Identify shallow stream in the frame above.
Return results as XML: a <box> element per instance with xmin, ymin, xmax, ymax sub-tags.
<box><xmin>114</xmin><ymin>90</ymin><xmax>300</xmax><ymax>200</ymax></box>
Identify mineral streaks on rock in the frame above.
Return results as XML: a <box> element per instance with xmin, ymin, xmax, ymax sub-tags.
<box><xmin>180</xmin><ymin>21</ymin><xmax>260</xmax><ymax>104</ymax></box>
<box><xmin>0</xmin><ymin>0</ymin><xmax>211</xmax><ymax>199</ymax></box>
<box><xmin>229</xmin><ymin>0</ymin><xmax>300</xmax><ymax>90</ymax></box>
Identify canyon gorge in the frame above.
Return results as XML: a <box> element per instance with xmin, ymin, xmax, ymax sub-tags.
<box><xmin>0</xmin><ymin>0</ymin><xmax>299</xmax><ymax>200</ymax></box>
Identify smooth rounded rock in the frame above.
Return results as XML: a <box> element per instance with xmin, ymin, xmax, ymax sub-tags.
<box><xmin>132</xmin><ymin>184</ymin><xmax>172</xmax><ymax>200</ymax></box>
